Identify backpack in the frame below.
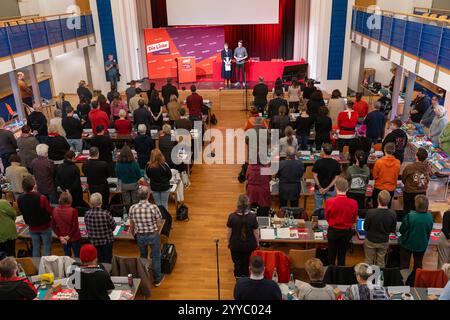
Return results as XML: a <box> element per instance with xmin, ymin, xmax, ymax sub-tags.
<box><xmin>176</xmin><ymin>204</ymin><xmax>189</xmax><ymax>221</ymax></box>
<box><xmin>210</xmin><ymin>114</ymin><xmax>218</xmax><ymax>125</ymax></box>
<box><xmin>238</xmin><ymin>162</ymin><xmax>248</xmax><ymax>183</ymax></box>
<box><xmin>158</xmin><ymin>206</ymin><xmax>173</xmax><ymax>237</ymax></box>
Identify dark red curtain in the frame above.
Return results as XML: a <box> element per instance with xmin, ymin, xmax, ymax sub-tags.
<box><xmin>150</xmin><ymin>0</ymin><xmax>296</xmax><ymax>60</ymax></box>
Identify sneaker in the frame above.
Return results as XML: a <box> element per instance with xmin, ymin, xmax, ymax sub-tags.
<box><xmin>154</xmin><ymin>275</ymin><xmax>165</xmax><ymax>287</ymax></box>
<box><xmin>234</xmin><ymin>82</ymin><xmax>241</xmax><ymax>87</ymax></box>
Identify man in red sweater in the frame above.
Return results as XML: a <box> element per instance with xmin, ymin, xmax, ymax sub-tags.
<box><xmin>337</xmin><ymin>101</ymin><xmax>359</xmax><ymax>152</ymax></box>
<box><xmin>89</xmin><ymin>101</ymin><xmax>110</xmax><ymax>135</ymax></box>
<box><xmin>353</xmin><ymin>92</ymin><xmax>369</xmax><ymax>120</ymax></box>
<box><xmin>186</xmin><ymin>85</ymin><xmax>203</xmax><ymax>123</ymax></box>
<box><xmin>325</xmin><ymin>177</ymin><xmax>358</xmax><ymax>266</ymax></box>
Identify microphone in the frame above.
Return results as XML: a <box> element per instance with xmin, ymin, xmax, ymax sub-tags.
<box><xmin>213</xmin><ymin>238</ymin><xmax>219</xmax><ymax>244</ymax></box>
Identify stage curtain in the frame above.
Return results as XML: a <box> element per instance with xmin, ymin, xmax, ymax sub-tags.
<box><xmin>150</xmin><ymin>0</ymin><xmax>296</xmax><ymax>60</ymax></box>
<box><xmin>293</xmin><ymin>0</ymin><xmax>310</xmax><ymax>61</ymax></box>
<box><xmin>151</xmin><ymin>0</ymin><xmax>168</xmax><ymax>28</ymax></box>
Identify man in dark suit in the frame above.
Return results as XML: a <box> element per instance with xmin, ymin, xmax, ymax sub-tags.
<box><xmin>161</xmin><ymin>78</ymin><xmax>179</xmax><ymax>106</ymax></box>
<box><xmin>267</xmin><ymin>88</ymin><xmax>288</xmax><ymax>120</ymax></box>
<box><xmin>133</xmin><ymin>99</ymin><xmax>153</xmax><ymax>134</ymax></box>
<box><xmin>90</xmin><ymin>126</ymin><xmax>114</xmax><ymax>164</ymax></box>
<box><xmin>82</xmin><ymin>147</ymin><xmax>111</xmax><ymax>209</ymax></box>
<box><xmin>252</xmin><ymin>77</ymin><xmax>269</xmax><ymax>114</ymax></box>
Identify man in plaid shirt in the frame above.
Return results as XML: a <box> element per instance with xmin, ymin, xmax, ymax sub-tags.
<box><xmin>129</xmin><ymin>187</ymin><xmax>164</xmax><ymax>286</ymax></box>
<box><xmin>85</xmin><ymin>193</ymin><xmax>116</xmax><ymax>263</ymax></box>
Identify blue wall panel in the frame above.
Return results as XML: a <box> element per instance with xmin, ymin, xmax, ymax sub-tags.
<box><xmin>96</xmin><ymin>0</ymin><xmax>118</xmax><ymax>73</ymax></box>
<box><xmin>419</xmin><ymin>24</ymin><xmax>441</xmax><ymax>65</ymax></box>
<box><xmin>327</xmin><ymin>0</ymin><xmax>349</xmax><ymax>80</ymax></box>
<box><xmin>8</xmin><ymin>25</ymin><xmax>31</xmax><ymax>54</ymax></box>
<box><xmin>0</xmin><ymin>28</ymin><xmax>11</xmax><ymax>58</ymax></box>
<box><xmin>28</xmin><ymin>22</ymin><xmax>48</xmax><ymax>49</ymax></box>
<box><xmin>403</xmin><ymin>21</ymin><xmax>421</xmax><ymax>56</ymax></box>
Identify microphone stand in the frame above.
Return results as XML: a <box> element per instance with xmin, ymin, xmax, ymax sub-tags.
<box><xmin>214</xmin><ymin>239</ymin><xmax>220</xmax><ymax>300</ymax></box>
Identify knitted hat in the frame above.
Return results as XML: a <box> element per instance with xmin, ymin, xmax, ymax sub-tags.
<box><xmin>80</xmin><ymin>244</ymin><xmax>98</xmax><ymax>263</ymax></box>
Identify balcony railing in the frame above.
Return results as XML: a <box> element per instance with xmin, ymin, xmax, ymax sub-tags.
<box><xmin>0</xmin><ymin>11</ymin><xmax>95</xmax><ymax>62</ymax></box>
<box><xmin>351</xmin><ymin>5</ymin><xmax>450</xmax><ymax>72</ymax></box>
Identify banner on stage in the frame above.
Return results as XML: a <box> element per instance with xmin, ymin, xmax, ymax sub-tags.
<box><xmin>144</xmin><ymin>26</ymin><xmax>224</xmax><ymax>80</ymax></box>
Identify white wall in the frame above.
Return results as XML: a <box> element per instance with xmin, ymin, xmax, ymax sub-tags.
<box><xmin>19</xmin><ymin>0</ymin><xmax>77</xmax><ymax>16</ymax></box>
<box><xmin>376</xmin><ymin>0</ymin><xmax>432</xmax><ymax>13</ymax></box>
<box><xmin>49</xmin><ymin>50</ymin><xmax>88</xmax><ymax>94</ymax></box>
<box><xmin>348</xmin><ymin>44</ymin><xmax>362</xmax><ymax>92</ymax></box>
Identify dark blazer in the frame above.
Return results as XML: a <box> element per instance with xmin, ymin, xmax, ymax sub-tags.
<box><xmin>46</xmin><ymin>136</ymin><xmax>70</xmax><ymax>161</ymax></box>
<box><xmin>161</xmin><ymin>84</ymin><xmax>179</xmax><ymax>105</ymax></box>
<box><xmin>253</xmin><ymin>83</ymin><xmax>269</xmax><ymax>106</ymax></box>
<box><xmin>55</xmin><ymin>159</ymin><xmax>84</xmax><ymax>206</ymax></box>
<box><xmin>146</xmin><ymin>164</ymin><xmax>172</xmax><ymax>192</ymax></box>
<box><xmin>277</xmin><ymin>159</ymin><xmax>304</xmax><ymax>201</ymax></box>
<box><xmin>133</xmin><ymin>107</ymin><xmax>153</xmax><ymax>133</ymax></box>
<box><xmin>91</xmin><ymin>135</ymin><xmax>114</xmax><ymax>163</ymax></box>
<box><xmin>159</xmin><ymin>134</ymin><xmax>177</xmax><ymax>167</ymax></box>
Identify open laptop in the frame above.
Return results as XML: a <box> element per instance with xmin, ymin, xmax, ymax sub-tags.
<box><xmin>356</xmin><ymin>219</ymin><xmax>366</xmax><ymax>240</ymax></box>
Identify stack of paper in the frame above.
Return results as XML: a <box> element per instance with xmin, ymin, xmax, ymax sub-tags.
<box><xmin>260</xmin><ymin>228</ymin><xmax>276</xmax><ymax>240</ymax></box>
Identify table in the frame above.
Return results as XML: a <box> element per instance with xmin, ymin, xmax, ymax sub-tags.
<box><xmin>36</xmin><ymin>277</ymin><xmax>141</xmax><ymax>300</ymax></box>
<box><xmin>212</xmin><ymin>60</ymin><xmax>307</xmax><ymax>83</ymax></box>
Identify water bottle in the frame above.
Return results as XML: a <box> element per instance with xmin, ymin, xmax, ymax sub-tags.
<box><xmin>379</xmin><ymin>270</ymin><xmax>384</xmax><ymax>287</ymax></box>
<box><xmin>272</xmin><ymin>268</ymin><xmax>278</xmax><ymax>283</ymax></box>
<box><xmin>288</xmin><ymin>273</ymin><xmax>295</xmax><ymax>291</ymax></box>
<box><xmin>122</xmin><ymin>206</ymin><xmax>128</xmax><ymax>224</ymax></box>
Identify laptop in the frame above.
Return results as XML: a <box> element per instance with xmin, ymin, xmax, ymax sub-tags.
<box><xmin>356</xmin><ymin>219</ymin><xmax>366</xmax><ymax>240</ymax></box>
<box><xmin>257</xmin><ymin>217</ymin><xmax>271</xmax><ymax>228</ymax></box>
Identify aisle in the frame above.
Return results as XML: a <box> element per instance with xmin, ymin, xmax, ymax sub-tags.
<box><xmin>150</xmin><ymin>110</ymin><xmax>248</xmax><ymax>300</ymax></box>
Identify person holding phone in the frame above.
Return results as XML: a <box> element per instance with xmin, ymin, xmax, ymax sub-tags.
<box><xmin>234</xmin><ymin>40</ymin><xmax>248</xmax><ymax>88</ymax></box>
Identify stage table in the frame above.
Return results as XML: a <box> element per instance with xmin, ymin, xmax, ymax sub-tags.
<box><xmin>212</xmin><ymin>60</ymin><xmax>306</xmax><ymax>83</ymax></box>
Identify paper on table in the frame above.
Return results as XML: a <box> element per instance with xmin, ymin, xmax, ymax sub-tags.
<box><xmin>428</xmin><ymin>288</ymin><xmax>443</xmax><ymax>296</ymax></box>
<box><xmin>260</xmin><ymin>228</ymin><xmax>276</xmax><ymax>240</ymax></box>
<box><xmin>388</xmin><ymin>286</ymin><xmax>410</xmax><ymax>294</ymax></box>
<box><xmin>331</xmin><ymin>151</ymin><xmax>340</xmax><ymax>156</ymax></box>
<box><xmin>277</xmin><ymin>228</ymin><xmax>291</xmax><ymax>239</ymax></box>
<box><xmin>109</xmin><ymin>290</ymin><xmax>122</xmax><ymax>300</ymax></box>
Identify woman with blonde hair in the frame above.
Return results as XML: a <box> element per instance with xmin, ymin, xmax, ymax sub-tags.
<box><xmin>145</xmin><ymin>149</ymin><xmax>172</xmax><ymax>209</ymax></box>
<box><xmin>167</xmin><ymin>94</ymin><xmax>182</xmax><ymax>124</ymax></box>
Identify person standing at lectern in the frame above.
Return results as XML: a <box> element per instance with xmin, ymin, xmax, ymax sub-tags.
<box><xmin>221</xmin><ymin>43</ymin><xmax>234</xmax><ymax>89</ymax></box>
<box><xmin>105</xmin><ymin>54</ymin><xmax>119</xmax><ymax>89</ymax></box>
<box><xmin>234</xmin><ymin>40</ymin><xmax>248</xmax><ymax>88</ymax></box>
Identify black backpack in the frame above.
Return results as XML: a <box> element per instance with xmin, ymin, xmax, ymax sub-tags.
<box><xmin>238</xmin><ymin>162</ymin><xmax>248</xmax><ymax>183</ymax></box>
<box><xmin>176</xmin><ymin>204</ymin><xmax>189</xmax><ymax>221</ymax></box>
<box><xmin>210</xmin><ymin>114</ymin><xmax>218</xmax><ymax>125</ymax></box>
<box><xmin>158</xmin><ymin>205</ymin><xmax>173</xmax><ymax>237</ymax></box>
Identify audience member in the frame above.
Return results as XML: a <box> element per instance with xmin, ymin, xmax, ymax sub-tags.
<box><xmin>5</xmin><ymin>154</ymin><xmax>28</xmax><ymax>197</ymax></box>
<box><xmin>295</xmin><ymin>105</ymin><xmax>314</xmax><ymax>150</ymax></box>
<box><xmin>149</xmin><ymin>90</ymin><xmax>164</xmax><ymax>129</ymax></box>
<box><xmin>82</xmin><ymin>147</ymin><xmax>111</xmax><ymax>209</ymax></box>
<box><xmin>410</xmin><ymin>89</ymin><xmax>431</xmax><ymax>124</ymax></box>
<box><xmin>364</xmin><ymin>191</ymin><xmax>397</xmax><ymax>267</ymax></box>
<box><xmin>125</xmin><ymin>80</ymin><xmax>137</xmax><ymax>106</ymax></box>
<box><xmin>51</xmin><ymin>192</ymin><xmax>81</xmax><ymax>258</ymax></box>
<box><xmin>346</xmin><ymin>150</ymin><xmax>370</xmax><ymax>209</ymax></box>
<box><xmin>145</xmin><ymin>149</ymin><xmax>173</xmax><ymax>210</ymax></box>
<box><xmin>0</xmin><ymin>257</ymin><xmax>37</xmax><ymax>300</ymax></box>
<box><xmin>174</xmin><ymin>108</ymin><xmax>193</xmax><ymax>131</ymax></box>
<box><xmin>307</xmin><ymin>90</ymin><xmax>325</xmax><ymax>121</ymax></box>
<box><xmin>345</xmin><ymin>263</ymin><xmax>389</xmax><ymax>300</ymax></box>
<box><xmin>325</xmin><ymin>177</ymin><xmax>358</xmax><ymax>266</ymax></box>
<box><xmin>353</xmin><ymin>92</ymin><xmax>369</xmax><ymax>120</ymax></box>
<box><xmin>253</xmin><ymin>77</ymin><xmax>269</xmax><ymax>113</ymax></box>
<box><xmin>297</xmin><ymin>258</ymin><xmax>335</xmax><ymax>300</ymax></box>
<box><xmin>314</xmin><ymin>106</ymin><xmax>332</xmax><ymax>151</ymax></box>
<box><xmin>116</xmin><ymin>146</ymin><xmax>143</xmax><ymax>205</ymax></box>
<box><xmin>382</xmin><ymin>119</ymin><xmax>408</xmax><ymax>163</ymax></box>
<box><xmin>111</xmin><ymin>95</ymin><xmax>128</xmax><ymax>122</ymax></box>
<box><xmin>372</xmin><ymin>143</ymin><xmax>401</xmax><ymax>207</ymax></box>
<box><xmin>271</xmin><ymin>106</ymin><xmax>290</xmax><ymax>138</ymax></box>
<box><xmin>85</xmin><ymin>193</ymin><xmax>116</xmax><ymax>263</ymax></box>
<box><xmin>98</xmin><ymin>94</ymin><xmax>111</xmax><ymax>117</ymax></box>
<box><xmin>161</xmin><ymin>78</ymin><xmax>179</xmax><ymax>106</ymax></box>
<box><xmin>129</xmin><ymin>186</ymin><xmax>165</xmax><ymax>286</ymax></box>
<box><xmin>77</xmin><ymin>80</ymin><xmax>92</xmax><ymax>103</ymax></box>
<box><xmin>419</xmin><ymin>94</ymin><xmax>437</xmax><ymax>129</ymax></box>
<box><xmin>287</xmin><ymin>78</ymin><xmax>302</xmax><ymax>112</ymax></box>
<box><xmin>46</xmin><ymin>124</ymin><xmax>70</xmax><ymax>162</ymax></box>
<box><xmin>31</xmin><ymin>144</ymin><xmax>57</xmax><ymax>204</ymax></box>
<box><xmin>186</xmin><ymin>85</ymin><xmax>203</xmax><ymax>123</ymax></box>
<box><xmin>133</xmin><ymin>99</ymin><xmax>153</xmax><ymax>134</ymax></box>
<box><xmin>312</xmin><ymin>143</ymin><xmax>342</xmax><ymax>210</ymax></box>
<box><xmin>62</xmin><ymin>106</ymin><xmax>83</xmax><ymax>152</ymax></box>
<box><xmin>91</xmin><ymin>125</ymin><xmax>114</xmax><ymax>164</ymax></box>
<box><xmin>337</xmin><ymin>101</ymin><xmax>359</xmax><ymax>152</ymax></box>
<box><xmin>277</xmin><ymin>147</ymin><xmax>304</xmax><ymax>208</ymax></box>
<box><xmin>246</xmin><ymin>161</ymin><xmax>271</xmax><ymax>213</ymax></box>
<box><xmin>0</xmin><ymin>118</ymin><xmax>18</xmax><ymax>170</ymax></box>
<box><xmin>279</xmin><ymin>126</ymin><xmax>298</xmax><ymax>159</ymax></box>
<box><xmin>167</xmin><ymin>95</ymin><xmax>182</xmax><ymax>123</ymax></box>
<box><xmin>18</xmin><ymin>175</ymin><xmax>53</xmax><ymax>257</ymax></box>
<box><xmin>76</xmin><ymin>97</ymin><xmax>91</xmax><ymax>129</ymax></box>
<box><xmin>429</xmin><ymin>103</ymin><xmax>448</xmax><ymax>145</ymax></box>
<box><xmin>234</xmin><ymin>256</ymin><xmax>282</xmax><ymax>300</ymax></box>
<box><xmin>328</xmin><ymin>89</ymin><xmax>346</xmax><ymax>124</ymax></box>
<box><xmin>438</xmin><ymin>204</ymin><xmax>450</xmax><ymax>269</ymax></box>
<box><xmin>17</xmin><ymin>125</ymin><xmax>38</xmax><ymax>171</ymax></box>
<box><xmin>267</xmin><ymin>88</ymin><xmax>288</xmax><ymax>119</ymax></box>
<box><xmin>227</xmin><ymin>195</ymin><xmax>259</xmax><ymax>278</ymax></box>
<box><xmin>402</xmin><ymin>148</ymin><xmax>432</xmax><ymax>214</ymax></box>
<box><xmin>364</xmin><ymin>101</ymin><xmax>386</xmax><ymax>144</ymax></box>
<box><xmin>159</xmin><ymin>124</ymin><xmax>177</xmax><ymax>168</ymax></box>
<box><xmin>107</xmin><ymin>85</ymin><xmax>119</xmax><ymax>104</ymax></box>
<box><xmin>114</xmin><ymin>109</ymin><xmax>132</xmax><ymax>135</ymax></box>
<box><xmin>49</xmin><ymin>109</ymin><xmax>66</xmax><ymax>137</ymax></box>
<box><xmin>440</xmin><ymin>121</ymin><xmax>450</xmax><ymax>154</ymax></box>
<box><xmin>399</xmin><ymin>195</ymin><xmax>433</xmax><ymax>271</ymax></box>
<box><xmin>90</xmin><ymin>101</ymin><xmax>110</xmax><ymax>135</ymax></box>
<box><xmin>56</xmin><ymin>92</ymin><xmax>72</xmax><ymax>119</ymax></box>
<box><xmin>28</xmin><ymin>105</ymin><xmax>48</xmax><ymax>142</ymax></box>
<box><xmin>302</xmin><ymin>79</ymin><xmax>316</xmax><ymax>100</ymax></box>
<box><xmin>134</xmin><ymin>124</ymin><xmax>154</xmax><ymax>169</ymax></box>
<box><xmin>55</xmin><ymin>151</ymin><xmax>84</xmax><ymax>208</ymax></box>
<box><xmin>348</xmin><ymin>126</ymin><xmax>372</xmax><ymax>165</ymax></box>
<box><xmin>0</xmin><ymin>200</ymin><xmax>18</xmax><ymax>257</ymax></box>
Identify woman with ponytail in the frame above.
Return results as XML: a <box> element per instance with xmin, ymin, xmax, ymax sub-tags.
<box><xmin>227</xmin><ymin>194</ymin><xmax>259</xmax><ymax>278</ymax></box>
<box><xmin>347</xmin><ymin>150</ymin><xmax>370</xmax><ymax>209</ymax></box>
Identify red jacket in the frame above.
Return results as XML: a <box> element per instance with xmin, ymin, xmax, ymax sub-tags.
<box><xmin>325</xmin><ymin>195</ymin><xmax>358</xmax><ymax>230</ymax></box>
<box><xmin>89</xmin><ymin>108</ymin><xmax>110</xmax><ymax>135</ymax></box>
<box><xmin>337</xmin><ymin>110</ymin><xmax>359</xmax><ymax>138</ymax></box>
<box><xmin>51</xmin><ymin>205</ymin><xmax>81</xmax><ymax>242</ymax></box>
<box><xmin>251</xmin><ymin>250</ymin><xmax>291</xmax><ymax>283</ymax></box>
<box><xmin>114</xmin><ymin>119</ymin><xmax>132</xmax><ymax>135</ymax></box>
<box><xmin>414</xmin><ymin>269</ymin><xmax>448</xmax><ymax>288</ymax></box>
<box><xmin>186</xmin><ymin>93</ymin><xmax>203</xmax><ymax>118</ymax></box>
<box><xmin>354</xmin><ymin>100</ymin><xmax>369</xmax><ymax>118</ymax></box>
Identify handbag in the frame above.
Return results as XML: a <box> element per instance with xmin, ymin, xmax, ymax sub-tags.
<box><xmin>176</xmin><ymin>204</ymin><xmax>189</xmax><ymax>222</ymax></box>
<box><xmin>161</xmin><ymin>244</ymin><xmax>177</xmax><ymax>274</ymax></box>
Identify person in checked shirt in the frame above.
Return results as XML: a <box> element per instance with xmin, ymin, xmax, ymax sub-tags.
<box><xmin>129</xmin><ymin>186</ymin><xmax>164</xmax><ymax>287</ymax></box>
<box><xmin>85</xmin><ymin>193</ymin><xmax>116</xmax><ymax>263</ymax></box>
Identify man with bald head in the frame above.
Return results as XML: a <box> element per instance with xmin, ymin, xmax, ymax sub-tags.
<box><xmin>276</xmin><ymin>146</ymin><xmax>304</xmax><ymax>208</ymax></box>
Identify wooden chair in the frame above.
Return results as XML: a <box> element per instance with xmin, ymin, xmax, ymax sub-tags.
<box><xmin>422</xmin><ymin>13</ymin><xmax>430</xmax><ymax>17</ymax></box>
<box><xmin>431</xmin><ymin>211</ymin><xmax>442</xmax><ymax>223</ymax></box>
<box><xmin>288</xmin><ymin>249</ymin><xmax>317</xmax><ymax>269</ymax></box>
<box><xmin>430</xmin><ymin>13</ymin><xmax>438</xmax><ymax>19</ymax></box>
<box><xmin>16</xmin><ymin>258</ymin><xmax>38</xmax><ymax>276</ymax></box>
<box><xmin>438</xmin><ymin>15</ymin><xmax>448</xmax><ymax>21</ymax></box>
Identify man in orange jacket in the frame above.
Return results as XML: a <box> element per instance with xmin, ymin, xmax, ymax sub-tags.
<box><xmin>372</xmin><ymin>142</ymin><xmax>401</xmax><ymax>208</ymax></box>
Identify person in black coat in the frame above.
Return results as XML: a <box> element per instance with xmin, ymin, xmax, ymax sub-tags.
<box><xmin>161</xmin><ymin>78</ymin><xmax>179</xmax><ymax>106</ymax></box>
<box><xmin>409</xmin><ymin>89</ymin><xmax>432</xmax><ymax>124</ymax></box>
<box><xmin>364</xmin><ymin>102</ymin><xmax>386</xmax><ymax>144</ymax></box>
<box><xmin>90</xmin><ymin>126</ymin><xmax>114</xmax><ymax>164</ymax></box>
<box><xmin>134</xmin><ymin>124</ymin><xmax>154</xmax><ymax>169</ymax></box>
<box><xmin>276</xmin><ymin>147</ymin><xmax>304</xmax><ymax>208</ymax></box>
<box><xmin>77</xmin><ymin>97</ymin><xmax>91</xmax><ymax>129</ymax></box>
<box><xmin>252</xmin><ymin>77</ymin><xmax>269</xmax><ymax>113</ymax></box>
<box><xmin>382</xmin><ymin>119</ymin><xmax>408</xmax><ymax>163</ymax></box>
<box><xmin>307</xmin><ymin>90</ymin><xmax>325</xmax><ymax>122</ymax></box>
<box><xmin>77</xmin><ymin>81</ymin><xmax>92</xmax><ymax>103</ymax></box>
<box><xmin>46</xmin><ymin>124</ymin><xmax>70</xmax><ymax>162</ymax></box>
<box><xmin>315</xmin><ymin>106</ymin><xmax>332</xmax><ymax>150</ymax></box>
<box><xmin>267</xmin><ymin>88</ymin><xmax>288</xmax><ymax>119</ymax></box>
<box><xmin>82</xmin><ymin>147</ymin><xmax>110</xmax><ymax>209</ymax></box>
<box><xmin>159</xmin><ymin>124</ymin><xmax>177</xmax><ymax>168</ymax></box>
<box><xmin>55</xmin><ymin>151</ymin><xmax>84</xmax><ymax>207</ymax></box>
<box><xmin>133</xmin><ymin>99</ymin><xmax>153</xmax><ymax>134</ymax></box>
<box><xmin>145</xmin><ymin>149</ymin><xmax>172</xmax><ymax>210</ymax></box>
<box><xmin>28</xmin><ymin>105</ymin><xmax>48</xmax><ymax>143</ymax></box>
<box><xmin>349</xmin><ymin>129</ymin><xmax>372</xmax><ymax>165</ymax></box>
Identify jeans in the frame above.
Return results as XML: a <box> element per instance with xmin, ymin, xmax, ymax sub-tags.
<box><xmin>236</xmin><ymin>63</ymin><xmax>246</xmax><ymax>83</ymax></box>
<box><xmin>136</xmin><ymin>233</ymin><xmax>162</xmax><ymax>282</ymax></box>
<box><xmin>95</xmin><ymin>242</ymin><xmax>113</xmax><ymax>263</ymax></box>
<box><xmin>297</xmin><ymin>135</ymin><xmax>309</xmax><ymax>151</ymax></box>
<box><xmin>152</xmin><ymin>190</ymin><xmax>170</xmax><ymax>210</ymax></box>
<box><xmin>30</xmin><ymin>228</ymin><xmax>53</xmax><ymax>257</ymax></box>
<box><xmin>67</xmin><ymin>139</ymin><xmax>83</xmax><ymax>152</ymax></box>
<box><xmin>108</xmin><ymin>73</ymin><xmax>118</xmax><ymax>88</ymax></box>
<box><xmin>63</xmin><ymin>241</ymin><xmax>81</xmax><ymax>258</ymax></box>
<box><xmin>364</xmin><ymin>239</ymin><xmax>389</xmax><ymax>268</ymax></box>
<box><xmin>314</xmin><ymin>189</ymin><xmax>336</xmax><ymax>211</ymax></box>
<box><xmin>327</xmin><ymin>227</ymin><xmax>353</xmax><ymax>266</ymax></box>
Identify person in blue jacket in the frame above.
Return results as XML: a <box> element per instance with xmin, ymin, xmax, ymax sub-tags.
<box><xmin>221</xmin><ymin>43</ymin><xmax>234</xmax><ymax>88</ymax></box>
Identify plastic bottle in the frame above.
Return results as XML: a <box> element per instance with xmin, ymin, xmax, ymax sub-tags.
<box><xmin>288</xmin><ymin>273</ymin><xmax>295</xmax><ymax>291</ymax></box>
<box><xmin>272</xmin><ymin>268</ymin><xmax>278</xmax><ymax>283</ymax></box>
<box><xmin>379</xmin><ymin>270</ymin><xmax>384</xmax><ymax>287</ymax></box>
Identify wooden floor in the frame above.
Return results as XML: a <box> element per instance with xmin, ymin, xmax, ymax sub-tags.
<box><xmin>38</xmin><ymin>109</ymin><xmax>440</xmax><ymax>300</ymax></box>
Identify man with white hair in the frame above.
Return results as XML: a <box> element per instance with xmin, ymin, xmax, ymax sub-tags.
<box><xmin>429</xmin><ymin>98</ymin><xmax>448</xmax><ymax>145</ymax></box>
<box><xmin>134</xmin><ymin>124</ymin><xmax>154</xmax><ymax>169</ymax></box>
<box><xmin>30</xmin><ymin>144</ymin><xmax>57</xmax><ymax>204</ymax></box>
<box><xmin>84</xmin><ymin>193</ymin><xmax>116</xmax><ymax>263</ymax></box>
<box><xmin>49</xmin><ymin>109</ymin><xmax>66</xmax><ymax>137</ymax></box>
<box><xmin>129</xmin><ymin>186</ymin><xmax>164</xmax><ymax>286</ymax></box>
<box><xmin>28</xmin><ymin>104</ymin><xmax>48</xmax><ymax>143</ymax></box>
<box><xmin>0</xmin><ymin>117</ymin><xmax>18</xmax><ymax>169</ymax></box>
<box><xmin>17</xmin><ymin>72</ymin><xmax>33</xmax><ymax>108</ymax></box>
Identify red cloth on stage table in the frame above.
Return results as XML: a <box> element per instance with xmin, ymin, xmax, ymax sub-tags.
<box><xmin>414</xmin><ymin>269</ymin><xmax>448</xmax><ymax>288</ymax></box>
<box><xmin>325</xmin><ymin>195</ymin><xmax>358</xmax><ymax>230</ymax></box>
<box><xmin>114</xmin><ymin>119</ymin><xmax>132</xmax><ymax>135</ymax></box>
<box><xmin>251</xmin><ymin>250</ymin><xmax>291</xmax><ymax>283</ymax></box>
<box><xmin>89</xmin><ymin>109</ymin><xmax>110</xmax><ymax>135</ymax></box>
<box><xmin>186</xmin><ymin>93</ymin><xmax>203</xmax><ymax>118</ymax></box>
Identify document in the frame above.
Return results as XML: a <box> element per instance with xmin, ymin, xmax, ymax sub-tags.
<box><xmin>260</xmin><ymin>228</ymin><xmax>276</xmax><ymax>240</ymax></box>
<box><xmin>276</xmin><ymin>228</ymin><xmax>291</xmax><ymax>239</ymax></box>
<box><xmin>388</xmin><ymin>286</ymin><xmax>410</xmax><ymax>294</ymax></box>
<box><xmin>428</xmin><ymin>288</ymin><xmax>443</xmax><ymax>296</ymax></box>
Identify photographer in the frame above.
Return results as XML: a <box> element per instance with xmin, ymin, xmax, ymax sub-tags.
<box><xmin>105</xmin><ymin>54</ymin><xmax>119</xmax><ymax>88</ymax></box>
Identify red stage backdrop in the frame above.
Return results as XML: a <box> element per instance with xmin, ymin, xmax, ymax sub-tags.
<box><xmin>144</xmin><ymin>26</ymin><xmax>224</xmax><ymax>79</ymax></box>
